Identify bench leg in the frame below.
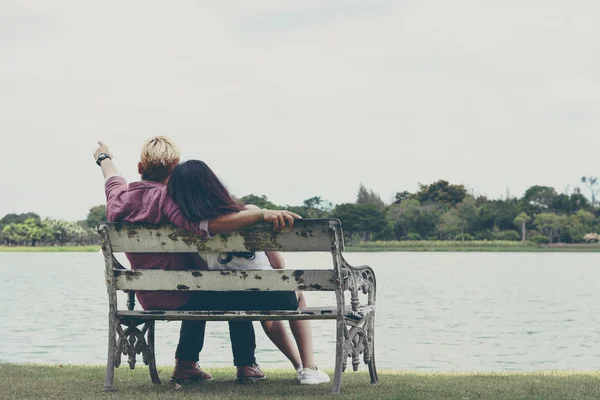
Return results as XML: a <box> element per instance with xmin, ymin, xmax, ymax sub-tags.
<box><xmin>103</xmin><ymin>317</ymin><xmax>118</xmax><ymax>392</ymax></box>
<box><xmin>331</xmin><ymin>316</ymin><xmax>345</xmax><ymax>395</ymax></box>
<box><xmin>147</xmin><ymin>321</ymin><xmax>161</xmax><ymax>384</ymax></box>
<box><xmin>367</xmin><ymin>316</ymin><xmax>379</xmax><ymax>385</ymax></box>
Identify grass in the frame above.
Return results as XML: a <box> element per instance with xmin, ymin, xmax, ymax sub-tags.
<box><xmin>0</xmin><ymin>245</ymin><xmax>99</xmax><ymax>252</ymax></box>
<box><xmin>1</xmin><ymin>364</ymin><xmax>600</xmax><ymax>400</ymax></box>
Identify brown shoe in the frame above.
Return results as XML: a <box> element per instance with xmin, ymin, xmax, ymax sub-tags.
<box><xmin>170</xmin><ymin>359</ymin><xmax>213</xmax><ymax>384</ymax></box>
<box><xmin>236</xmin><ymin>364</ymin><xmax>266</xmax><ymax>384</ymax></box>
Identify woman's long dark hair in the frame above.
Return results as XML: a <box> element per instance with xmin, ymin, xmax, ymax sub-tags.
<box><xmin>167</xmin><ymin>160</ymin><xmax>241</xmax><ymax>221</ymax></box>
<box><xmin>167</xmin><ymin>160</ymin><xmax>253</xmax><ymax>264</ymax></box>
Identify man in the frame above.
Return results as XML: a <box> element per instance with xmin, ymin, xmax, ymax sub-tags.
<box><xmin>94</xmin><ymin>137</ymin><xmax>301</xmax><ymax>383</ymax></box>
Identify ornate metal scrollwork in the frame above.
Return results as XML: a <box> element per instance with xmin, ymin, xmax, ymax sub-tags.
<box><xmin>337</xmin><ymin>254</ymin><xmax>377</xmax><ymax>380</ymax></box>
<box><xmin>345</xmin><ymin>267</ymin><xmax>376</xmax><ymax>311</ymax></box>
<box><xmin>114</xmin><ymin>321</ymin><xmax>154</xmax><ymax>369</ymax></box>
<box><xmin>342</xmin><ymin>314</ymin><xmax>375</xmax><ymax>372</ymax></box>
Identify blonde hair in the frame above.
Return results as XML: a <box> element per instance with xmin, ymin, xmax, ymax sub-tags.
<box><xmin>139</xmin><ymin>136</ymin><xmax>180</xmax><ymax>182</ymax></box>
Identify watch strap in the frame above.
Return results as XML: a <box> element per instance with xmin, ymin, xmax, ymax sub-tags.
<box><xmin>96</xmin><ymin>153</ymin><xmax>112</xmax><ymax>166</ymax></box>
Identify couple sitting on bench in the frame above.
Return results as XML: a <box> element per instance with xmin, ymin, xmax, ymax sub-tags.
<box><xmin>94</xmin><ymin>136</ymin><xmax>330</xmax><ymax>385</ymax></box>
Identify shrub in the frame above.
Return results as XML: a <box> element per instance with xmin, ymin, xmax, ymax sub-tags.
<box><xmin>495</xmin><ymin>230</ymin><xmax>521</xmax><ymax>241</ymax></box>
<box><xmin>474</xmin><ymin>231</ymin><xmax>494</xmax><ymax>241</ymax></box>
<box><xmin>454</xmin><ymin>233</ymin><xmax>474</xmax><ymax>241</ymax></box>
<box><xmin>403</xmin><ymin>233</ymin><xmax>421</xmax><ymax>241</ymax></box>
<box><xmin>529</xmin><ymin>235</ymin><xmax>550</xmax><ymax>245</ymax></box>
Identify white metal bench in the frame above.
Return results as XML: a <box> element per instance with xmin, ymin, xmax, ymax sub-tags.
<box><xmin>99</xmin><ymin>218</ymin><xmax>378</xmax><ymax>394</ymax></box>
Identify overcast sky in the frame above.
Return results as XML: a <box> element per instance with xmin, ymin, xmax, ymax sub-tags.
<box><xmin>1</xmin><ymin>0</ymin><xmax>599</xmax><ymax>221</ymax></box>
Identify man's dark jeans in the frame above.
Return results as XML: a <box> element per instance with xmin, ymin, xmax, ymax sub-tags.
<box><xmin>175</xmin><ymin>291</ymin><xmax>298</xmax><ymax>366</ymax></box>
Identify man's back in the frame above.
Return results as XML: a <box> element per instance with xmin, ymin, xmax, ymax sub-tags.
<box><xmin>105</xmin><ymin>176</ymin><xmax>205</xmax><ymax>310</ymax></box>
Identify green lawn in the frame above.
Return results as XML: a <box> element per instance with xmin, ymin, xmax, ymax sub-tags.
<box><xmin>1</xmin><ymin>364</ymin><xmax>599</xmax><ymax>400</ymax></box>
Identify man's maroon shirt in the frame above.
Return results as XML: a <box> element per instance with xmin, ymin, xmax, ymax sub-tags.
<box><xmin>105</xmin><ymin>176</ymin><xmax>209</xmax><ymax>310</ymax></box>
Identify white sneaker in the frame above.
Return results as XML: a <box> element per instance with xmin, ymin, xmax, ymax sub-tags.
<box><xmin>296</xmin><ymin>365</ymin><xmax>303</xmax><ymax>381</ymax></box>
<box><xmin>299</xmin><ymin>366</ymin><xmax>330</xmax><ymax>385</ymax></box>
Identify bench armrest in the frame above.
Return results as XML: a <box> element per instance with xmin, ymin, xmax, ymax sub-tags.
<box><xmin>340</xmin><ymin>255</ymin><xmax>376</xmax><ymax>311</ymax></box>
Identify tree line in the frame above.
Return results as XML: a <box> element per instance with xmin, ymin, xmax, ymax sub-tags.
<box><xmin>239</xmin><ymin>179</ymin><xmax>600</xmax><ymax>245</ymax></box>
<box><xmin>0</xmin><ymin>206</ymin><xmax>106</xmax><ymax>246</ymax></box>
<box><xmin>2</xmin><ymin>178</ymin><xmax>600</xmax><ymax>246</ymax></box>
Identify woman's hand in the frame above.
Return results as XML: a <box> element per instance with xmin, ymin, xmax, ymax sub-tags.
<box><xmin>262</xmin><ymin>209</ymin><xmax>302</xmax><ymax>231</ymax></box>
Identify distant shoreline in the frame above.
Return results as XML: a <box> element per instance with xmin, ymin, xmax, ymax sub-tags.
<box><xmin>345</xmin><ymin>245</ymin><xmax>600</xmax><ymax>252</ymax></box>
<box><xmin>2</xmin><ymin>244</ymin><xmax>600</xmax><ymax>253</ymax></box>
<box><xmin>347</xmin><ymin>242</ymin><xmax>600</xmax><ymax>252</ymax></box>
<box><xmin>0</xmin><ymin>245</ymin><xmax>99</xmax><ymax>252</ymax></box>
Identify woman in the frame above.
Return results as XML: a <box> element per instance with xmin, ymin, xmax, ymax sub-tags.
<box><xmin>167</xmin><ymin>160</ymin><xmax>330</xmax><ymax>385</ymax></box>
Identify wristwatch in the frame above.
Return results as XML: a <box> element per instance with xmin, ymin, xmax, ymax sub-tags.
<box><xmin>96</xmin><ymin>152</ymin><xmax>112</xmax><ymax>166</ymax></box>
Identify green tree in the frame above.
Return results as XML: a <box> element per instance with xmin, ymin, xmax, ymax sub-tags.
<box><xmin>457</xmin><ymin>196</ymin><xmax>477</xmax><ymax>235</ymax></box>
<box><xmin>564</xmin><ymin>210</ymin><xmax>597</xmax><ymax>243</ymax></box>
<box><xmin>568</xmin><ymin>190</ymin><xmax>592</xmax><ymax>211</ymax></box>
<box><xmin>387</xmin><ymin>199</ymin><xmax>419</xmax><ymax>238</ymax></box>
<box><xmin>552</xmin><ymin>191</ymin><xmax>591</xmax><ymax>214</ymax></box>
<box><xmin>2</xmin><ymin>223</ymin><xmax>28</xmax><ymax>245</ymax></box>
<box><xmin>386</xmin><ymin>200</ymin><xmax>441</xmax><ymax>239</ymax></box>
<box><xmin>581</xmin><ymin>176</ymin><xmax>599</xmax><ymax>207</ymax></box>
<box><xmin>0</xmin><ymin>212</ymin><xmax>41</xmax><ymax>225</ymax></box>
<box><xmin>472</xmin><ymin>198</ymin><xmax>521</xmax><ymax>235</ymax></box>
<box><xmin>437</xmin><ymin>209</ymin><xmax>462</xmax><ymax>240</ymax></box>
<box><xmin>1</xmin><ymin>213</ymin><xmax>41</xmax><ymax>243</ymax></box>
<box><xmin>46</xmin><ymin>219</ymin><xmax>88</xmax><ymax>245</ymax></box>
<box><xmin>331</xmin><ymin>203</ymin><xmax>389</xmax><ymax>242</ymax></box>
<box><xmin>534</xmin><ymin>213</ymin><xmax>569</xmax><ymax>243</ymax></box>
<box><xmin>23</xmin><ymin>218</ymin><xmax>54</xmax><ymax>246</ymax></box>
<box><xmin>522</xmin><ymin>186</ymin><xmax>557</xmax><ymax>215</ymax></box>
<box><xmin>415</xmin><ymin>180</ymin><xmax>467</xmax><ymax>207</ymax></box>
<box><xmin>356</xmin><ymin>184</ymin><xmax>386</xmax><ymax>211</ymax></box>
<box><xmin>86</xmin><ymin>205</ymin><xmax>107</xmax><ymax>228</ymax></box>
<box><xmin>514</xmin><ymin>213</ymin><xmax>531</xmax><ymax>241</ymax></box>
<box><xmin>393</xmin><ymin>191</ymin><xmax>412</xmax><ymax>205</ymax></box>
<box><xmin>285</xmin><ymin>197</ymin><xmax>333</xmax><ymax>219</ymax></box>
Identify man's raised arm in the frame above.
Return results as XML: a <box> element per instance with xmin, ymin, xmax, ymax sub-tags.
<box><xmin>94</xmin><ymin>141</ymin><xmax>129</xmax><ymax>221</ymax></box>
<box><xmin>94</xmin><ymin>141</ymin><xmax>118</xmax><ymax>181</ymax></box>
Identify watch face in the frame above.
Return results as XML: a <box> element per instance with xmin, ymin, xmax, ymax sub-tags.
<box><xmin>97</xmin><ymin>153</ymin><xmax>109</xmax><ymax>165</ymax></box>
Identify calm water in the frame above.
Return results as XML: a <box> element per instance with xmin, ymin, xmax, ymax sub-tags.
<box><xmin>1</xmin><ymin>252</ymin><xmax>600</xmax><ymax>372</ymax></box>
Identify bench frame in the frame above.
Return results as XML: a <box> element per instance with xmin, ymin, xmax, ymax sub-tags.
<box><xmin>99</xmin><ymin>219</ymin><xmax>378</xmax><ymax>394</ymax></box>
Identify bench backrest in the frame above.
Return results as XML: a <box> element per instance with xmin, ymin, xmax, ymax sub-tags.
<box><xmin>102</xmin><ymin>219</ymin><xmax>343</xmax><ymax>253</ymax></box>
<box><xmin>99</xmin><ymin>219</ymin><xmax>346</xmax><ymax>301</ymax></box>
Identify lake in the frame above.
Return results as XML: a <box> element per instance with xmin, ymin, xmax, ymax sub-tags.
<box><xmin>1</xmin><ymin>252</ymin><xmax>599</xmax><ymax>372</ymax></box>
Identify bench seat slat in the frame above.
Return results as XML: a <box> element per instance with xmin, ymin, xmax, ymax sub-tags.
<box><xmin>116</xmin><ymin>305</ymin><xmax>375</xmax><ymax>322</ymax></box>
<box><xmin>104</xmin><ymin>219</ymin><xmax>341</xmax><ymax>253</ymax></box>
<box><xmin>114</xmin><ymin>269</ymin><xmax>338</xmax><ymax>292</ymax></box>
